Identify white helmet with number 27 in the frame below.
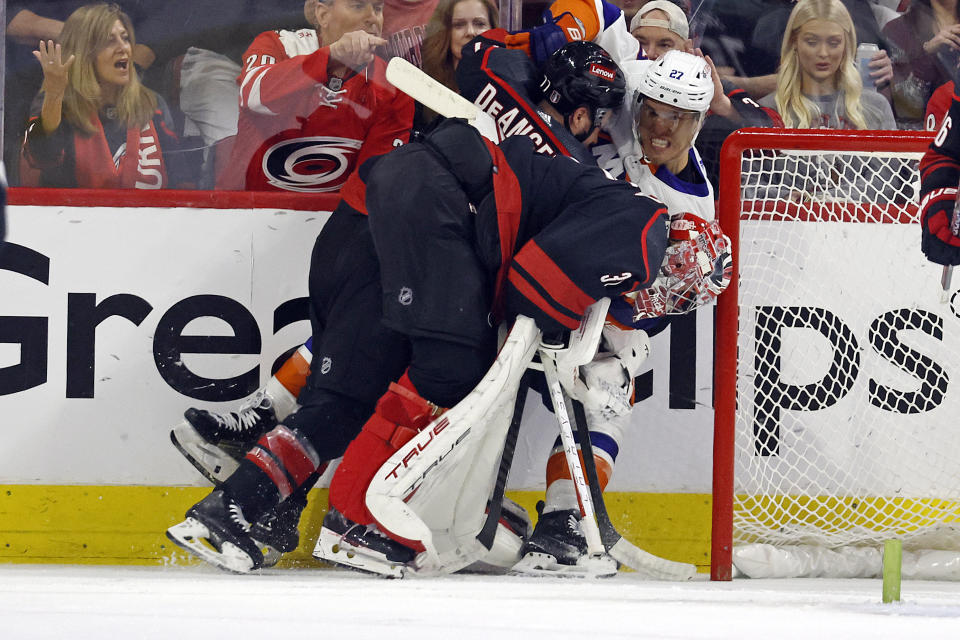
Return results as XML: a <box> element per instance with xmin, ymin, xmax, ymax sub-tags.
<box><xmin>634</xmin><ymin>49</ymin><xmax>714</xmax><ymax>114</ymax></box>
<box><xmin>631</xmin><ymin>213</ymin><xmax>733</xmax><ymax>319</ymax></box>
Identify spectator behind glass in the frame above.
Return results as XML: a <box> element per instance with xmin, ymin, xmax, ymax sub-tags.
<box><xmin>4</xmin><ymin>2</ymin><xmax>156</xmax><ymax>186</ymax></box>
<box><xmin>419</xmin><ymin>0</ymin><xmax>498</xmax><ymax>125</ymax></box>
<box><xmin>759</xmin><ymin>0</ymin><xmax>896</xmax><ymax>129</ymax></box>
<box><xmin>382</xmin><ymin>0</ymin><xmax>441</xmax><ymax>65</ymax></box>
<box><xmin>722</xmin><ymin>0</ymin><xmax>892</xmax><ymax>102</ymax></box>
<box><xmin>883</xmin><ymin>0</ymin><xmax>960</xmax><ymax>128</ymax></box>
<box><xmin>629</xmin><ymin>0</ymin><xmax>692</xmax><ymax>59</ymax></box>
<box><xmin>216</xmin><ymin>0</ymin><xmax>414</xmax><ymax>192</ymax></box>
<box><xmin>20</xmin><ymin>3</ymin><xmax>191</xmax><ymax>189</ymax></box>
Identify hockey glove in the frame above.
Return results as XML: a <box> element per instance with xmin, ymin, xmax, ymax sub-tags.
<box><xmin>921</xmin><ymin>201</ymin><xmax>960</xmax><ymax>266</ymax></box>
<box><xmin>505</xmin><ymin>10</ymin><xmax>581</xmax><ymax>66</ymax></box>
<box><xmin>567</xmin><ymin>329</ymin><xmax>650</xmax><ymax>420</ymax></box>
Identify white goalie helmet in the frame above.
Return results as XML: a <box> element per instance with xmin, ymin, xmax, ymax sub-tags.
<box><xmin>634</xmin><ymin>49</ymin><xmax>714</xmax><ymax>114</ymax></box>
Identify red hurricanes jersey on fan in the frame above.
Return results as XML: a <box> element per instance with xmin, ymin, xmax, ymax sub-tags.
<box><xmin>220</xmin><ymin>28</ymin><xmax>414</xmax><ymax>192</ymax></box>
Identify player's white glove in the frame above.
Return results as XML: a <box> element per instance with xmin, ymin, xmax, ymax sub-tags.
<box><xmin>565</xmin><ymin>328</ymin><xmax>650</xmax><ymax>420</ymax></box>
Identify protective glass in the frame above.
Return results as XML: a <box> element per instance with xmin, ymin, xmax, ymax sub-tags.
<box><xmin>635</xmin><ymin>97</ymin><xmax>700</xmax><ymax>133</ymax></box>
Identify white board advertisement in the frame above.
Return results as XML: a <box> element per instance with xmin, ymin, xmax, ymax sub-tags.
<box><xmin>1</xmin><ymin>203</ymin><xmax>717</xmax><ymax>490</ymax></box>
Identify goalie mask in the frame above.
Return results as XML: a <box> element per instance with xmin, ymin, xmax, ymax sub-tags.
<box><xmin>630</xmin><ymin>213</ymin><xmax>733</xmax><ymax>319</ymax></box>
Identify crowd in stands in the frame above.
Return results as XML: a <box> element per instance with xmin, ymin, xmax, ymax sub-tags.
<box><xmin>2</xmin><ymin>0</ymin><xmax>952</xmax><ymax>191</ymax></box>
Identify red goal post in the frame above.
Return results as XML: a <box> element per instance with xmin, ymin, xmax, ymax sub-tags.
<box><xmin>711</xmin><ymin>128</ymin><xmax>946</xmax><ymax>581</ymax></box>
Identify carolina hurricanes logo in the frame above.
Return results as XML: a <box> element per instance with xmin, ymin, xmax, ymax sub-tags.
<box><xmin>261</xmin><ymin>136</ymin><xmax>363</xmax><ymax>192</ymax></box>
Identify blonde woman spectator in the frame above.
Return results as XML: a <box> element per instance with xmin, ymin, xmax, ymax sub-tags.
<box><xmin>418</xmin><ymin>0</ymin><xmax>498</xmax><ymax>124</ymax></box>
<box><xmin>20</xmin><ymin>3</ymin><xmax>189</xmax><ymax>188</ymax></box>
<box><xmin>760</xmin><ymin>0</ymin><xmax>896</xmax><ymax>130</ymax></box>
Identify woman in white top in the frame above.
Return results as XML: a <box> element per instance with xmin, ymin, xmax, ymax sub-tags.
<box><xmin>760</xmin><ymin>0</ymin><xmax>896</xmax><ymax>130</ymax></box>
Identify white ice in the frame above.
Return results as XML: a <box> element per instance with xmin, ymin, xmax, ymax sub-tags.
<box><xmin>3</xmin><ymin>565</ymin><xmax>960</xmax><ymax>639</ymax></box>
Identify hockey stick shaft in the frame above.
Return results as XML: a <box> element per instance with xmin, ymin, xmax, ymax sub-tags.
<box><xmin>540</xmin><ymin>348</ymin><xmax>606</xmax><ymax>557</ymax></box>
<box><xmin>476</xmin><ymin>372</ymin><xmax>530</xmax><ymax>550</ymax></box>
<box><xmin>571</xmin><ymin>399</ymin><xmax>697</xmax><ymax>581</ymax></box>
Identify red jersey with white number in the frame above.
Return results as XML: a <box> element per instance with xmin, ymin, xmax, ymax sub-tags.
<box><xmin>220</xmin><ymin>28</ymin><xmax>414</xmax><ymax>192</ymax></box>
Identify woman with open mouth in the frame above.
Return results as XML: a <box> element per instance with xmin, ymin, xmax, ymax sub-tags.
<box><xmin>20</xmin><ymin>3</ymin><xmax>192</xmax><ymax>189</ymax></box>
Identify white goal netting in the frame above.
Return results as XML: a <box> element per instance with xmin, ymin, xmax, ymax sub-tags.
<box><xmin>719</xmin><ymin>130</ymin><xmax>960</xmax><ymax>579</ymax></box>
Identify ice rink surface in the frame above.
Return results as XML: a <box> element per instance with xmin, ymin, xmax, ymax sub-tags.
<box><xmin>3</xmin><ymin>565</ymin><xmax>960</xmax><ymax>639</ymax></box>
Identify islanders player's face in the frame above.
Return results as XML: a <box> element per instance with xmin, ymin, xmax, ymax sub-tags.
<box><xmin>319</xmin><ymin>0</ymin><xmax>385</xmax><ymax>42</ymax></box>
<box><xmin>635</xmin><ymin>97</ymin><xmax>699</xmax><ymax>173</ymax></box>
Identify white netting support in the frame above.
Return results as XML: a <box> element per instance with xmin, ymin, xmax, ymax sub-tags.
<box><xmin>719</xmin><ymin>130</ymin><xmax>960</xmax><ymax>579</ymax></box>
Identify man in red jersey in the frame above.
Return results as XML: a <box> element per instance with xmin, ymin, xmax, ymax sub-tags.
<box><xmin>218</xmin><ymin>0</ymin><xmax>413</xmax><ymax>192</ymax></box>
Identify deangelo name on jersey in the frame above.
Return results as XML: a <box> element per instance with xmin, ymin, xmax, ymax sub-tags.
<box><xmin>474</xmin><ymin>83</ymin><xmax>557</xmax><ymax>156</ymax></box>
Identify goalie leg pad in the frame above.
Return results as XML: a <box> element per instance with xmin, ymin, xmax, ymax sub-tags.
<box><xmin>329</xmin><ymin>372</ymin><xmax>440</xmax><ymax>536</ymax></box>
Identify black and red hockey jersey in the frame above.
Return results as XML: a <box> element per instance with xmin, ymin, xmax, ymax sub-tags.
<box><xmin>367</xmin><ymin>120</ymin><xmax>668</xmax><ymax>338</ymax></box>
<box><xmin>456</xmin><ymin>31</ymin><xmax>595</xmax><ymax>165</ymax></box>
<box><xmin>919</xmin><ymin>90</ymin><xmax>960</xmax><ymax>265</ymax></box>
<box><xmin>219</xmin><ymin>28</ymin><xmax>414</xmax><ymax>192</ymax></box>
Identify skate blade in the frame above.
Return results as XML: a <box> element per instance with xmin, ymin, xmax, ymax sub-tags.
<box><xmin>312</xmin><ymin>527</ymin><xmax>406</xmax><ymax>578</ymax></box>
<box><xmin>166</xmin><ymin>518</ymin><xmax>257</xmax><ymax>574</ymax></box>
<box><xmin>170</xmin><ymin>421</ymin><xmax>239</xmax><ymax>485</ymax></box>
<box><xmin>511</xmin><ymin>551</ymin><xmax>618</xmax><ymax>578</ymax></box>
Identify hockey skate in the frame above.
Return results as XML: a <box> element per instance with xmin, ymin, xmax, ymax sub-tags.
<box><xmin>166</xmin><ymin>490</ymin><xmax>266</xmax><ymax>573</ymax></box>
<box><xmin>312</xmin><ymin>507</ymin><xmax>417</xmax><ymax>578</ymax></box>
<box><xmin>512</xmin><ymin>502</ymin><xmax>618</xmax><ymax>577</ymax></box>
<box><xmin>170</xmin><ymin>388</ymin><xmax>281</xmax><ymax>485</ymax></box>
<box><xmin>249</xmin><ymin>492</ymin><xmax>308</xmax><ymax>568</ymax></box>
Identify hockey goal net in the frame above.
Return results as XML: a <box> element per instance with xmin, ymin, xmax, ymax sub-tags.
<box><xmin>711</xmin><ymin>128</ymin><xmax>960</xmax><ymax>581</ymax></box>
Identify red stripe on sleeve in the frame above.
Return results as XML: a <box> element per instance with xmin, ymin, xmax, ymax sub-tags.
<box><xmin>507</xmin><ymin>268</ymin><xmax>581</xmax><ymax>329</ymax></box>
<box><xmin>513</xmin><ymin>240</ymin><xmax>595</xmax><ymax>318</ymax></box>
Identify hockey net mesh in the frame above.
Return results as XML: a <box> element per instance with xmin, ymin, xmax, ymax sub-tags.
<box><xmin>725</xmin><ymin>132</ymin><xmax>960</xmax><ymax>561</ymax></box>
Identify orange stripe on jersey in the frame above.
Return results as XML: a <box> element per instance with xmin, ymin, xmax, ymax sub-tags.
<box><xmin>513</xmin><ymin>240</ymin><xmax>596</xmax><ymax>317</ymax></box>
<box><xmin>274</xmin><ymin>347</ymin><xmax>311</xmax><ymax>397</ymax></box>
<box><xmin>546</xmin><ymin>450</ymin><xmax>612</xmax><ymax>490</ymax></box>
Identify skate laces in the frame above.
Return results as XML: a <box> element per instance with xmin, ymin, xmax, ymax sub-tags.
<box><xmin>227</xmin><ymin>501</ymin><xmax>252</xmax><ymax>532</ymax></box>
<box><xmin>218</xmin><ymin>389</ymin><xmax>272</xmax><ymax>433</ymax></box>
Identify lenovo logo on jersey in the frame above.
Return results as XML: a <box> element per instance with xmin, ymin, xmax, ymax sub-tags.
<box><xmin>261</xmin><ymin>136</ymin><xmax>362</xmax><ymax>192</ymax></box>
<box><xmin>589</xmin><ymin>63</ymin><xmax>615</xmax><ymax>82</ymax></box>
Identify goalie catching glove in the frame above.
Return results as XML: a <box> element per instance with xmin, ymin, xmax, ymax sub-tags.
<box><xmin>631</xmin><ymin>213</ymin><xmax>732</xmax><ymax>319</ymax></box>
<box><xmin>560</xmin><ymin>326</ymin><xmax>650</xmax><ymax>419</ymax></box>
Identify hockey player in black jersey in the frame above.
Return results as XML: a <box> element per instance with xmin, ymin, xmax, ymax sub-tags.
<box><xmin>920</xmin><ymin>92</ymin><xmax>960</xmax><ymax>267</ymax></box>
<box><xmin>456</xmin><ymin>33</ymin><xmax>623</xmax><ymax>164</ymax></box>
<box><xmin>165</xmin><ymin>39</ymin><xmax>630</xmax><ymax>568</ymax></box>
<box><xmin>165</xmin><ymin>115</ymin><xmax>733</xmax><ymax>574</ymax></box>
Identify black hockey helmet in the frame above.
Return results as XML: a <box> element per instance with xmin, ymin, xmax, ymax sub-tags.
<box><xmin>540</xmin><ymin>41</ymin><xmax>627</xmax><ymax>121</ymax></box>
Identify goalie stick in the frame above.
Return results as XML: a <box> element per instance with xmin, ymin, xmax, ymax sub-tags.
<box><xmin>538</xmin><ymin>299</ymin><xmax>696</xmax><ymax>580</ymax></box>
<box><xmin>570</xmin><ymin>399</ymin><xmax>697</xmax><ymax>580</ymax></box>
<box><xmin>385</xmin><ymin>57</ymin><xmax>500</xmax><ymax>142</ymax></box>
<box><xmin>386</xmin><ymin>57</ymin><xmax>480</xmax><ymax>122</ymax></box>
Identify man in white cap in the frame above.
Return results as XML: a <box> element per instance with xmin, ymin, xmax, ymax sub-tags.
<box><xmin>629</xmin><ymin>0</ymin><xmax>692</xmax><ymax>60</ymax></box>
